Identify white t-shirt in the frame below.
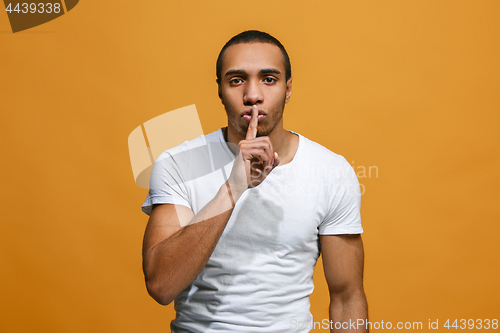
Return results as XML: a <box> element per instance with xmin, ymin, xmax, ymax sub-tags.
<box><xmin>142</xmin><ymin>129</ymin><xmax>363</xmax><ymax>333</ymax></box>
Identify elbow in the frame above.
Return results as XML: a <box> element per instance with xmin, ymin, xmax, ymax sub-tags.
<box><xmin>329</xmin><ymin>285</ymin><xmax>366</xmax><ymax>304</ymax></box>
<box><xmin>145</xmin><ymin>278</ymin><xmax>175</xmax><ymax>306</ymax></box>
<box><xmin>143</xmin><ymin>254</ymin><xmax>176</xmax><ymax>305</ymax></box>
<box><xmin>143</xmin><ymin>252</ymin><xmax>185</xmax><ymax>305</ymax></box>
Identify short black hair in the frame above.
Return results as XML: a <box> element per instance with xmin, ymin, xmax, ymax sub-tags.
<box><xmin>216</xmin><ymin>30</ymin><xmax>292</xmax><ymax>84</ymax></box>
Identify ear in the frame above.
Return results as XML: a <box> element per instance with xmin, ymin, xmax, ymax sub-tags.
<box><xmin>218</xmin><ymin>82</ymin><xmax>224</xmax><ymax>104</ymax></box>
<box><xmin>285</xmin><ymin>76</ymin><xmax>293</xmax><ymax>104</ymax></box>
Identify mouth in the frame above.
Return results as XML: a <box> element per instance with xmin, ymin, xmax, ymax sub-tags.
<box><xmin>241</xmin><ymin>108</ymin><xmax>267</xmax><ymax>122</ymax></box>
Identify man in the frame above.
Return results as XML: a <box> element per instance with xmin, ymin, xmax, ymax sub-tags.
<box><xmin>141</xmin><ymin>30</ymin><xmax>368</xmax><ymax>332</ymax></box>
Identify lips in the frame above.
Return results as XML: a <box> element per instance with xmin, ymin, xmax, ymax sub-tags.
<box><xmin>241</xmin><ymin>109</ymin><xmax>267</xmax><ymax>121</ymax></box>
<box><xmin>242</xmin><ymin>114</ymin><xmax>266</xmax><ymax>121</ymax></box>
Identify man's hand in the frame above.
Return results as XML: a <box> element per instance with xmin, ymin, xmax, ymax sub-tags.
<box><xmin>227</xmin><ymin>105</ymin><xmax>280</xmax><ymax>198</ymax></box>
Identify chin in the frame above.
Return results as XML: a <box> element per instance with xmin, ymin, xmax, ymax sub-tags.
<box><xmin>256</xmin><ymin>123</ymin><xmax>277</xmax><ymax>137</ymax></box>
<box><xmin>256</xmin><ymin>129</ymin><xmax>272</xmax><ymax>137</ymax></box>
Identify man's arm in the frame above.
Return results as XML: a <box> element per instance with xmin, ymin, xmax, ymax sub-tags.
<box><xmin>142</xmin><ymin>105</ymin><xmax>279</xmax><ymax>305</ymax></box>
<box><xmin>142</xmin><ymin>184</ymin><xmax>236</xmax><ymax>305</ymax></box>
<box><xmin>320</xmin><ymin>234</ymin><xmax>368</xmax><ymax>333</ymax></box>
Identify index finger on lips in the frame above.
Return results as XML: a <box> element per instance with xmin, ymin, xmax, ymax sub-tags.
<box><xmin>245</xmin><ymin>105</ymin><xmax>258</xmax><ymax>140</ymax></box>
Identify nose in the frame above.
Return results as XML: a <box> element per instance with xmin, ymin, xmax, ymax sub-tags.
<box><xmin>243</xmin><ymin>79</ymin><xmax>263</xmax><ymax>106</ymax></box>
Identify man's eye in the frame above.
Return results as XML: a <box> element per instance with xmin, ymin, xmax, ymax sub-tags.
<box><xmin>264</xmin><ymin>77</ymin><xmax>277</xmax><ymax>83</ymax></box>
<box><xmin>230</xmin><ymin>78</ymin><xmax>243</xmax><ymax>85</ymax></box>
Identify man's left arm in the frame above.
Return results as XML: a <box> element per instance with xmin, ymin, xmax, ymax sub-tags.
<box><xmin>320</xmin><ymin>234</ymin><xmax>368</xmax><ymax>333</ymax></box>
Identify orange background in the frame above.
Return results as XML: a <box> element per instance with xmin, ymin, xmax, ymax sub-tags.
<box><xmin>1</xmin><ymin>1</ymin><xmax>499</xmax><ymax>332</ymax></box>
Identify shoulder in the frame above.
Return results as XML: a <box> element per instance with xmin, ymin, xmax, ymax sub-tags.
<box><xmin>293</xmin><ymin>131</ymin><xmax>351</xmax><ymax>169</ymax></box>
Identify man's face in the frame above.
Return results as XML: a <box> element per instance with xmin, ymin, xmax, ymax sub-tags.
<box><xmin>218</xmin><ymin>42</ymin><xmax>292</xmax><ymax>138</ymax></box>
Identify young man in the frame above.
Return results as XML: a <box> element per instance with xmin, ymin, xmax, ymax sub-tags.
<box><xmin>141</xmin><ymin>30</ymin><xmax>368</xmax><ymax>332</ymax></box>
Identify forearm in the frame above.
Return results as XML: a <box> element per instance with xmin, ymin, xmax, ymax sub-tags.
<box><xmin>329</xmin><ymin>289</ymin><xmax>369</xmax><ymax>332</ymax></box>
<box><xmin>143</xmin><ymin>183</ymin><xmax>241</xmax><ymax>305</ymax></box>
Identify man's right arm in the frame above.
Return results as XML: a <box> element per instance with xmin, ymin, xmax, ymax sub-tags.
<box><xmin>142</xmin><ymin>182</ymin><xmax>237</xmax><ymax>305</ymax></box>
<box><xmin>142</xmin><ymin>105</ymin><xmax>279</xmax><ymax>305</ymax></box>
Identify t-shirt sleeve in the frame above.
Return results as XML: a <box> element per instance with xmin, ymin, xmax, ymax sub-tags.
<box><xmin>141</xmin><ymin>151</ymin><xmax>192</xmax><ymax>216</ymax></box>
<box><xmin>319</xmin><ymin>157</ymin><xmax>363</xmax><ymax>235</ymax></box>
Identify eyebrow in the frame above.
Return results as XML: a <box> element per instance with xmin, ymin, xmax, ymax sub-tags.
<box><xmin>224</xmin><ymin>68</ymin><xmax>282</xmax><ymax>78</ymax></box>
